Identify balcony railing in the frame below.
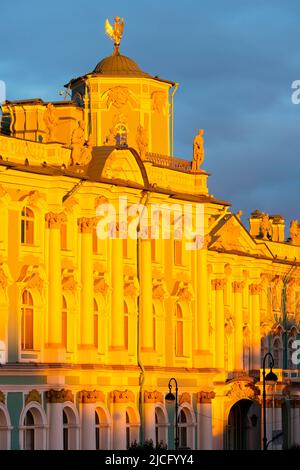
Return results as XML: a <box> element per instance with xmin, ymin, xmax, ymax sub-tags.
<box><xmin>144</xmin><ymin>152</ymin><xmax>192</xmax><ymax>173</ymax></box>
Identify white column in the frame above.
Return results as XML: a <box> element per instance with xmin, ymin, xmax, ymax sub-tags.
<box><xmin>45</xmin><ymin>212</ymin><xmax>65</xmax><ymax>347</ymax></box>
<box><xmin>197</xmin><ymin>245</ymin><xmax>209</xmax><ymax>351</ymax></box>
<box><xmin>212</xmin><ymin>279</ymin><xmax>226</xmax><ymax>369</ymax></box>
<box><xmin>249</xmin><ymin>283</ymin><xmax>261</xmax><ymax>371</ymax></box>
<box><xmin>272</xmin><ymin>400</ymin><xmax>282</xmax><ymax>450</ymax></box>
<box><xmin>78</xmin><ymin>218</ymin><xmax>95</xmax><ymax>347</ymax></box>
<box><xmin>80</xmin><ymin>390</ymin><xmax>105</xmax><ymax>449</ymax></box>
<box><xmin>197</xmin><ymin>391</ymin><xmax>214</xmax><ymax>449</ymax></box>
<box><xmin>144</xmin><ymin>403</ymin><xmax>156</xmax><ymax>443</ymax></box>
<box><xmin>111</xmin><ymin>236</ymin><xmax>124</xmax><ymax>349</ymax></box>
<box><xmin>82</xmin><ymin>403</ymin><xmax>96</xmax><ymax>450</ymax></box>
<box><xmin>110</xmin><ymin>391</ymin><xmax>129</xmax><ymax>450</ymax></box>
<box><xmin>47</xmin><ymin>389</ymin><xmax>74</xmax><ymax>450</ymax></box>
<box><xmin>140</xmin><ymin>238</ymin><xmax>153</xmax><ymax>351</ymax></box>
<box><xmin>232</xmin><ymin>281</ymin><xmax>244</xmax><ymax>371</ymax></box>
<box><xmin>293</xmin><ymin>401</ymin><xmax>300</xmax><ymax>446</ymax></box>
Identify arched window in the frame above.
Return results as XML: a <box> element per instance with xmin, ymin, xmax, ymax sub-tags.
<box><xmin>95</xmin><ymin>407</ymin><xmax>110</xmax><ymax>450</ymax></box>
<box><xmin>23</xmin><ymin>409</ymin><xmax>35</xmax><ymax>450</ymax></box>
<box><xmin>178</xmin><ymin>409</ymin><xmax>188</xmax><ymax>449</ymax></box>
<box><xmin>21</xmin><ymin>290</ymin><xmax>34</xmax><ymax>350</ymax></box>
<box><xmin>178</xmin><ymin>407</ymin><xmax>195</xmax><ymax>450</ymax></box>
<box><xmin>21</xmin><ymin>207</ymin><xmax>34</xmax><ymax>245</ymax></box>
<box><xmin>125</xmin><ymin>407</ymin><xmax>139</xmax><ymax>449</ymax></box>
<box><xmin>63</xmin><ymin>407</ymin><xmax>78</xmax><ymax>450</ymax></box>
<box><xmin>115</xmin><ymin>124</ymin><xmax>127</xmax><ymax>147</ymax></box>
<box><xmin>94</xmin><ymin>299</ymin><xmax>99</xmax><ymax>348</ymax></box>
<box><xmin>273</xmin><ymin>336</ymin><xmax>283</xmax><ymax>368</ymax></box>
<box><xmin>124</xmin><ymin>302</ymin><xmax>129</xmax><ymax>350</ymax></box>
<box><xmin>288</xmin><ymin>337</ymin><xmax>296</xmax><ymax>370</ymax></box>
<box><xmin>22</xmin><ymin>407</ymin><xmax>46</xmax><ymax>450</ymax></box>
<box><xmin>176</xmin><ymin>304</ymin><xmax>184</xmax><ymax>357</ymax></box>
<box><xmin>62</xmin><ymin>296</ymin><xmax>67</xmax><ymax>348</ymax></box>
<box><xmin>0</xmin><ymin>407</ymin><xmax>10</xmax><ymax>450</ymax></box>
<box><xmin>155</xmin><ymin>407</ymin><xmax>167</xmax><ymax>447</ymax></box>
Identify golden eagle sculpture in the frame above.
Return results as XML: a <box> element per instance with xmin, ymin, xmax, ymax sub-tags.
<box><xmin>105</xmin><ymin>17</ymin><xmax>124</xmax><ymax>48</ymax></box>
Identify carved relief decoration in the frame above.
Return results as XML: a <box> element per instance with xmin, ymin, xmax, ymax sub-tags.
<box><xmin>214</xmin><ymin>217</ymin><xmax>242</xmax><ymax>250</ymax></box>
<box><xmin>25</xmin><ymin>389</ymin><xmax>42</xmax><ymax>405</ymax></box>
<box><xmin>197</xmin><ymin>391</ymin><xmax>216</xmax><ymax>403</ymax></box>
<box><xmin>78</xmin><ymin>217</ymin><xmax>97</xmax><ymax>234</ymax></box>
<box><xmin>144</xmin><ymin>390</ymin><xmax>164</xmax><ymax>404</ymax></box>
<box><xmin>45</xmin><ymin>211</ymin><xmax>66</xmax><ymax>229</ymax></box>
<box><xmin>110</xmin><ymin>390</ymin><xmax>135</xmax><ymax>403</ymax></box>
<box><xmin>78</xmin><ymin>390</ymin><xmax>105</xmax><ymax>404</ymax></box>
<box><xmin>124</xmin><ymin>275</ymin><xmax>139</xmax><ymax>297</ymax></box>
<box><xmin>152</xmin><ymin>277</ymin><xmax>169</xmax><ymax>300</ymax></box>
<box><xmin>106</xmin><ymin>86</ymin><xmax>129</xmax><ymax>109</ymax></box>
<box><xmin>152</xmin><ymin>91</ymin><xmax>166</xmax><ymax>114</ymax></box>
<box><xmin>226</xmin><ymin>382</ymin><xmax>260</xmax><ymax>401</ymax></box>
<box><xmin>46</xmin><ymin>389</ymin><xmax>74</xmax><ymax>403</ymax></box>
<box><xmin>179</xmin><ymin>392</ymin><xmax>191</xmax><ymax>405</ymax></box>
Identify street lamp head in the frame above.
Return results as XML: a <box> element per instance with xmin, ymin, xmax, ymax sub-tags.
<box><xmin>265</xmin><ymin>369</ymin><xmax>278</xmax><ymax>385</ymax></box>
<box><xmin>165</xmin><ymin>391</ymin><xmax>176</xmax><ymax>402</ymax></box>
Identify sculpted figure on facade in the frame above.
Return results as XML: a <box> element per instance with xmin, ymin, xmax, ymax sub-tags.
<box><xmin>136</xmin><ymin>124</ymin><xmax>148</xmax><ymax>160</ymax></box>
<box><xmin>107</xmin><ymin>86</ymin><xmax>129</xmax><ymax>109</ymax></box>
<box><xmin>290</xmin><ymin>220</ymin><xmax>300</xmax><ymax>245</ymax></box>
<box><xmin>272</xmin><ymin>275</ymin><xmax>282</xmax><ymax>311</ymax></box>
<box><xmin>152</xmin><ymin>91</ymin><xmax>166</xmax><ymax>114</ymax></box>
<box><xmin>105</xmin><ymin>17</ymin><xmax>124</xmax><ymax>47</ymax></box>
<box><xmin>44</xmin><ymin>103</ymin><xmax>58</xmax><ymax>142</ymax></box>
<box><xmin>104</xmin><ymin>127</ymin><xmax>116</xmax><ymax>145</ymax></box>
<box><xmin>260</xmin><ymin>213</ymin><xmax>272</xmax><ymax>240</ymax></box>
<box><xmin>192</xmin><ymin>129</ymin><xmax>204</xmax><ymax>171</ymax></box>
<box><xmin>70</xmin><ymin>121</ymin><xmax>93</xmax><ymax>166</ymax></box>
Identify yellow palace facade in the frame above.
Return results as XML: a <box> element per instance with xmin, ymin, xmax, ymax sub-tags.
<box><xmin>0</xmin><ymin>20</ymin><xmax>300</xmax><ymax>450</ymax></box>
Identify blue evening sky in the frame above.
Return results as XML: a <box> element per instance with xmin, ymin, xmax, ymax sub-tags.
<box><xmin>1</xmin><ymin>0</ymin><xmax>300</xmax><ymax>226</ymax></box>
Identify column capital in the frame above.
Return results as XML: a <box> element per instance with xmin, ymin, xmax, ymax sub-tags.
<box><xmin>232</xmin><ymin>280</ymin><xmax>245</xmax><ymax>293</ymax></box>
<box><xmin>78</xmin><ymin>390</ymin><xmax>105</xmax><ymax>404</ymax></box>
<box><xmin>45</xmin><ymin>211</ymin><xmax>66</xmax><ymax>229</ymax></box>
<box><xmin>110</xmin><ymin>389</ymin><xmax>135</xmax><ymax>403</ymax></box>
<box><xmin>249</xmin><ymin>283</ymin><xmax>262</xmax><ymax>295</ymax></box>
<box><xmin>46</xmin><ymin>389</ymin><xmax>74</xmax><ymax>403</ymax></box>
<box><xmin>197</xmin><ymin>391</ymin><xmax>215</xmax><ymax>404</ymax></box>
<box><xmin>144</xmin><ymin>390</ymin><xmax>164</xmax><ymax>404</ymax></box>
<box><xmin>78</xmin><ymin>217</ymin><xmax>97</xmax><ymax>233</ymax></box>
<box><xmin>211</xmin><ymin>278</ymin><xmax>226</xmax><ymax>290</ymax></box>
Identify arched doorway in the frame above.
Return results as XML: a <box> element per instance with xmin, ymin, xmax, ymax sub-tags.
<box><xmin>226</xmin><ymin>399</ymin><xmax>260</xmax><ymax>450</ymax></box>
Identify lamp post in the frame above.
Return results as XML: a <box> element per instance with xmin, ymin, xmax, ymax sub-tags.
<box><xmin>262</xmin><ymin>352</ymin><xmax>278</xmax><ymax>451</ymax></box>
<box><xmin>165</xmin><ymin>377</ymin><xmax>179</xmax><ymax>450</ymax></box>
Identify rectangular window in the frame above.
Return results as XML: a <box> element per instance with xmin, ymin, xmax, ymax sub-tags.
<box><xmin>174</xmin><ymin>240</ymin><xmax>182</xmax><ymax>266</ymax></box>
<box><xmin>151</xmin><ymin>239</ymin><xmax>156</xmax><ymax>262</ymax></box>
<box><xmin>21</xmin><ymin>308</ymin><xmax>33</xmax><ymax>350</ymax></box>
<box><xmin>62</xmin><ymin>311</ymin><xmax>67</xmax><ymax>348</ymax></box>
<box><xmin>123</xmin><ymin>238</ymin><xmax>128</xmax><ymax>258</ymax></box>
<box><xmin>60</xmin><ymin>223</ymin><xmax>67</xmax><ymax>250</ymax></box>
<box><xmin>93</xmin><ymin>228</ymin><xmax>98</xmax><ymax>254</ymax></box>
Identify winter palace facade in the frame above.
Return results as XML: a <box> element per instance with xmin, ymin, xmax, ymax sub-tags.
<box><xmin>0</xmin><ymin>20</ymin><xmax>300</xmax><ymax>450</ymax></box>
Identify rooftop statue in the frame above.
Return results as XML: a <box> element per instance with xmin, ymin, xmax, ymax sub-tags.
<box><xmin>105</xmin><ymin>17</ymin><xmax>125</xmax><ymax>48</ymax></box>
<box><xmin>192</xmin><ymin>129</ymin><xmax>204</xmax><ymax>171</ymax></box>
